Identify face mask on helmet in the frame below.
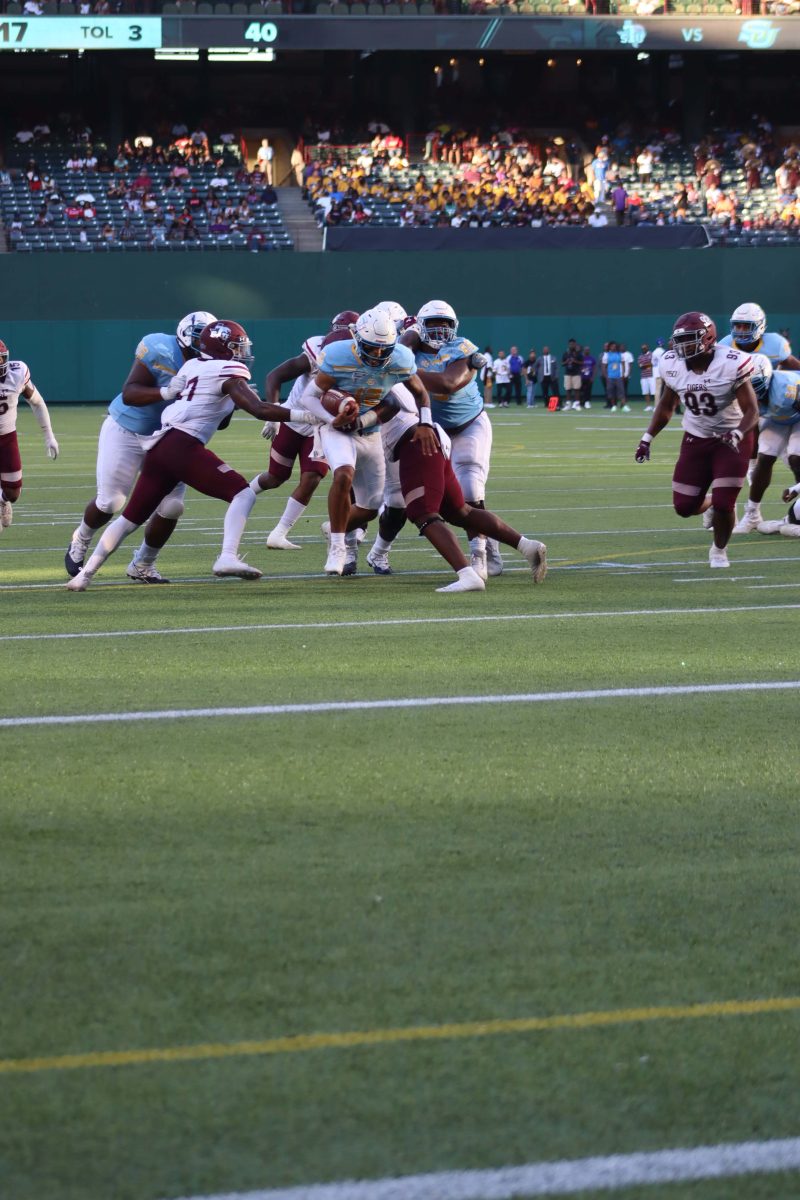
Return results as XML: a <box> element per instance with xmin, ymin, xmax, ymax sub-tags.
<box><xmin>421</xmin><ymin>318</ymin><xmax>457</xmax><ymax>350</ymax></box>
<box><xmin>672</xmin><ymin>330</ymin><xmax>707</xmax><ymax>360</ymax></box>
<box><xmin>177</xmin><ymin>310</ymin><xmax>217</xmax><ymax>355</ymax></box>
<box><xmin>730</xmin><ymin>321</ymin><xmax>762</xmax><ymax>349</ymax></box>
<box><xmin>0</xmin><ymin>342</ymin><xmax>8</xmax><ymax>381</ymax></box>
<box><xmin>357</xmin><ymin>335</ymin><xmax>395</xmax><ymax>368</ymax></box>
<box><xmin>355</xmin><ymin>310</ymin><xmax>397</xmax><ymax>368</ymax></box>
<box><xmin>229</xmin><ymin>334</ymin><xmax>254</xmax><ymax>364</ymax></box>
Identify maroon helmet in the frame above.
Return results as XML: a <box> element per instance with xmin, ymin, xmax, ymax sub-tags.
<box><xmin>672</xmin><ymin>312</ymin><xmax>716</xmax><ymax>361</ymax></box>
<box><xmin>330</xmin><ymin>310</ymin><xmax>359</xmax><ymax>332</ymax></box>
<box><xmin>0</xmin><ymin>339</ymin><xmax>8</xmax><ymax>381</ymax></box>
<box><xmin>199</xmin><ymin>320</ymin><xmax>253</xmax><ymax>364</ymax></box>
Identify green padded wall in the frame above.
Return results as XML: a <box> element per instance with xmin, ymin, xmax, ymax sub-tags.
<box><xmin>1</xmin><ymin>251</ymin><xmax>798</xmax><ymax>403</ymax></box>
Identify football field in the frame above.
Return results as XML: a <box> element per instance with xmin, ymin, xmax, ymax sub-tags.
<box><xmin>3</xmin><ymin>404</ymin><xmax>800</xmax><ymax>1200</ymax></box>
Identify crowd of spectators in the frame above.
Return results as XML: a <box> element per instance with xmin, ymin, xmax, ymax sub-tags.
<box><xmin>303</xmin><ymin>116</ymin><xmax>800</xmax><ymax>238</ymax></box>
<box><xmin>481</xmin><ymin>340</ymin><xmax>659</xmax><ymax>409</ymax></box>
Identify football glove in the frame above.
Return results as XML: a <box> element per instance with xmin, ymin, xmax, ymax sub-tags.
<box><xmin>719</xmin><ymin>428</ymin><xmax>743</xmax><ymax>450</ymax></box>
<box><xmin>468</xmin><ymin>351</ymin><xmax>489</xmax><ymax>371</ymax></box>
<box><xmin>261</xmin><ymin>420</ymin><xmax>278</xmax><ymax>441</ymax></box>
<box><xmin>45</xmin><ymin>435</ymin><xmax>59</xmax><ymax>459</ymax></box>
<box><xmin>634</xmin><ymin>438</ymin><xmax>651</xmax><ymax>463</ymax></box>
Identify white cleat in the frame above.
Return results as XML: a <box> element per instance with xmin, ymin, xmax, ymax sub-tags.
<box><xmin>732</xmin><ymin>509</ymin><xmax>763</xmax><ymax>534</ymax></box>
<box><xmin>486</xmin><ymin>539</ymin><xmax>504</xmax><ymax>577</ymax></box>
<box><xmin>571</xmin><ymin>401</ymin><xmax>581</xmax><ymax>410</ymax></box>
<box><xmin>779</xmin><ymin>522</ymin><xmax>800</xmax><ymax>538</ymax></box>
<box><xmin>324</xmin><ymin>544</ymin><xmax>347</xmax><ymax>576</ymax></box>
<box><xmin>126</xmin><ymin>560</ymin><xmax>170</xmax><ymax>583</ymax></box>
<box><xmin>0</xmin><ymin>499</ymin><xmax>12</xmax><ymax>528</ymax></box>
<box><xmin>266</xmin><ymin>530</ymin><xmax>302</xmax><ymax>550</ymax></box>
<box><xmin>584</xmin><ymin>401</ymin><xmax>591</xmax><ymax>410</ymax></box>
<box><xmin>342</xmin><ymin>534</ymin><xmax>359</xmax><ymax>577</ymax></box>
<box><xmin>621</xmin><ymin>404</ymin><xmax>631</xmax><ymax>412</ymax></box>
<box><xmin>757</xmin><ymin>519</ymin><xmax>786</xmax><ymax>535</ymax></box>
<box><xmin>701</xmin><ymin>506</ymin><xmax>715</xmax><ymax>531</ymax></box>
<box><xmin>213</xmin><ymin>553</ymin><xmax>262</xmax><ymax>580</ymax></box>
<box><xmin>644</xmin><ymin>405</ymin><xmax>654</xmax><ymax>412</ymax></box>
<box><xmin>366</xmin><ymin>547</ymin><xmax>392</xmax><ymax>575</ymax></box>
<box><xmin>520</xmin><ymin>537</ymin><xmax>548</xmax><ymax>583</ymax></box>
<box><xmin>436</xmin><ymin>566</ymin><xmax>486</xmax><ymax>593</ymax></box>
<box><xmin>609</xmin><ymin>405</ymin><xmax>617</xmax><ymax>413</ymax></box>
<box><xmin>470</xmin><ymin>550</ymin><xmax>488</xmax><ymax>581</ymax></box>
<box><xmin>65</xmin><ymin>570</ymin><xmax>92</xmax><ymax>592</ymax></box>
<box><xmin>709</xmin><ymin>545</ymin><xmax>730</xmax><ymax>569</ymax></box>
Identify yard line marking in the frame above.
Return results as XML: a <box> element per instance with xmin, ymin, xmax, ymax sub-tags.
<box><xmin>167</xmin><ymin>1137</ymin><xmax>800</xmax><ymax>1199</ymax></box>
<box><xmin>748</xmin><ymin>582</ymin><xmax>800</xmax><ymax>589</ymax></box>
<box><xmin>2</xmin><ymin>995</ymin><xmax>798</xmax><ymax>1076</ymax></box>
<box><xmin>2</xmin><ymin>680</ymin><xmax>799</xmax><ymax>730</ymax></box>
<box><xmin>3</xmin><ymin>603</ymin><xmax>800</xmax><ymax>644</ymax></box>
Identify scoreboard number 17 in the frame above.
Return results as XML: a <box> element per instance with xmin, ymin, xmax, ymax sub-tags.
<box><xmin>0</xmin><ymin>20</ymin><xmax>28</xmax><ymax>42</ymax></box>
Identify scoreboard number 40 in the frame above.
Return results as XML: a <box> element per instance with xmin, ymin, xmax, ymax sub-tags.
<box><xmin>244</xmin><ymin>21</ymin><xmax>278</xmax><ymax>42</ymax></box>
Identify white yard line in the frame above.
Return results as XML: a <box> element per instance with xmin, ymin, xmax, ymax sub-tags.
<box><xmin>3</xmin><ymin>602</ymin><xmax>800</xmax><ymax>644</ymax></box>
<box><xmin>2</xmin><ymin>680</ymin><xmax>798</xmax><ymax>730</ymax></box>
<box><xmin>167</xmin><ymin>1137</ymin><xmax>800</xmax><ymax>1200</ymax></box>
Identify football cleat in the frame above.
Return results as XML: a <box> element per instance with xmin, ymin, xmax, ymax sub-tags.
<box><xmin>486</xmin><ymin>539</ymin><xmax>504</xmax><ymax>577</ymax></box>
<box><xmin>470</xmin><ymin>550</ymin><xmax>488</xmax><ymax>581</ymax></box>
<box><xmin>366</xmin><ymin>547</ymin><xmax>392</xmax><ymax>575</ymax></box>
<box><xmin>779</xmin><ymin>522</ymin><xmax>800</xmax><ymax>538</ymax></box>
<box><xmin>436</xmin><ymin>566</ymin><xmax>486</xmax><ymax>593</ymax></box>
<box><xmin>65</xmin><ymin>532</ymin><xmax>90</xmax><ymax>577</ymax></box>
<box><xmin>756</xmin><ymin>519</ymin><xmax>786</xmax><ymax>535</ymax></box>
<box><xmin>324</xmin><ymin>543</ymin><xmax>347</xmax><ymax>576</ymax></box>
<box><xmin>266</xmin><ymin>530</ymin><xmax>301</xmax><ymax>550</ymax></box>
<box><xmin>126</xmin><ymin>560</ymin><xmax>170</xmax><ymax>584</ymax></box>
<box><xmin>520</xmin><ymin>537</ymin><xmax>548</xmax><ymax>583</ymax></box>
<box><xmin>709</xmin><ymin>545</ymin><xmax>730</xmax><ymax>569</ymax></box>
<box><xmin>65</xmin><ymin>570</ymin><xmax>91</xmax><ymax>592</ymax></box>
<box><xmin>0</xmin><ymin>498</ymin><xmax>12</xmax><ymax>529</ymax></box>
<box><xmin>732</xmin><ymin>509</ymin><xmax>763</xmax><ymax>534</ymax></box>
<box><xmin>212</xmin><ymin>553</ymin><xmax>262</xmax><ymax>579</ymax></box>
<box><xmin>621</xmin><ymin>405</ymin><xmax>631</xmax><ymax>413</ymax></box>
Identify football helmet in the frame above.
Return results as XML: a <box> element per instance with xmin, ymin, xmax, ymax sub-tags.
<box><xmin>199</xmin><ymin>319</ymin><xmax>254</xmax><ymax>364</ymax></box>
<box><xmin>417</xmin><ymin>300</ymin><xmax>458</xmax><ymax>350</ymax></box>
<box><xmin>0</xmin><ymin>339</ymin><xmax>8</xmax><ymax>381</ymax></box>
<box><xmin>729</xmin><ymin>301</ymin><xmax>767</xmax><ymax>350</ymax></box>
<box><xmin>672</xmin><ymin>311</ymin><xmax>716</xmax><ymax>361</ymax></box>
<box><xmin>354</xmin><ymin>308</ymin><xmax>397</xmax><ymax>368</ymax></box>
<box><xmin>176</xmin><ymin>310</ymin><xmax>217</xmax><ymax>355</ymax></box>
<box><xmin>375</xmin><ymin>300</ymin><xmax>408</xmax><ymax>331</ymax></box>
<box><xmin>330</xmin><ymin>310</ymin><xmax>359</xmax><ymax>332</ymax></box>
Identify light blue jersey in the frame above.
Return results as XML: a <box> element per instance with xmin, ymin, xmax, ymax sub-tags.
<box><xmin>316</xmin><ymin>338</ymin><xmax>415</xmax><ymax>422</ymax></box>
<box><xmin>415</xmin><ymin>336</ymin><xmax>482</xmax><ymax>431</ymax></box>
<box><xmin>719</xmin><ymin>329</ymin><xmax>791</xmax><ymax>368</ymax></box>
<box><xmin>108</xmin><ymin>332</ymin><xmax>183</xmax><ymax>435</ymax></box>
<box><xmin>763</xmin><ymin>370</ymin><xmax>800</xmax><ymax>428</ymax></box>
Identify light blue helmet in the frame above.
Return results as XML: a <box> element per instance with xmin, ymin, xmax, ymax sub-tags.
<box><xmin>730</xmin><ymin>302</ymin><xmax>767</xmax><ymax>350</ymax></box>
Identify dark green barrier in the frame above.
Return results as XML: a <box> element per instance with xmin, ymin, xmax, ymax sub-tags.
<box><xmin>2</xmin><ymin>251</ymin><xmax>798</xmax><ymax>403</ymax></box>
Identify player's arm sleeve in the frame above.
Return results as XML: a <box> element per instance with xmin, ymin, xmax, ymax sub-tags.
<box><xmin>297</xmin><ymin>378</ymin><xmax>334</xmax><ymax>424</ymax></box>
<box><xmin>24</xmin><ymin>380</ymin><xmax>53</xmax><ymax>433</ymax></box>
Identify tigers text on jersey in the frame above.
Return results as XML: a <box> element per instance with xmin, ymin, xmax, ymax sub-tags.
<box><xmin>315</xmin><ymin>338</ymin><xmax>415</xmax><ymax>417</ymax></box>
<box><xmin>719</xmin><ymin>329</ymin><xmax>791</xmax><ymax>368</ymax></box>
<box><xmin>763</xmin><ymin>370</ymin><xmax>800</xmax><ymax>428</ymax></box>
<box><xmin>415</xmin><ymin>337</ymin><xmax>483</xmax><ymax>431</ymax></box>
<box><xmin>108</xmin><ymin>332</ymin><xmax>184</xmax><ymax>436</ymax></box>
<box><xmin>157</xmin><ymin>358</ymin><xmax>251</xmax><ymax>445</ymax></box>
<box><xmin>0</xmin><ymin>361</ymin><xmax>31</xmax><ymax>436</ymax></box>
<box><xmin>660</xmin><ymin>346</ymin><xmax>753</xmax><ymax>438</ymax></box>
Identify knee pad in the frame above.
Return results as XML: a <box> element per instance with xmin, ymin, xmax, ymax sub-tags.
<box><xmin>156</xmin><ymin>496</ymin><xmax>185</xmax><ymax>521</ymax></box>
<box><xmin>97</xmin><ymin>492</ymin><xmax>126</xmax><ymax>516</ymax></box>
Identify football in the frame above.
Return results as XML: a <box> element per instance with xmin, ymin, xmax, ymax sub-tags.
<box><xmin>320</xmin><ymin>388</ymin><xmax>359</xmax><ymax>419</ymax></box>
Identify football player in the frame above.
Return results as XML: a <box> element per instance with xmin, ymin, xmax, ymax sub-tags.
<box><xmin>300</xmin><ymin>307</ymin><xmax>429</xmax><ymax>577</ymax></box>
<box><xmin>366</xmin><ymin>299</ymin><xmax>495</xmax><ymax>579</ymax></box>
<box><xmin>0</xmin><ymin>339</ymin><xmax>59</xmax><ymax>532</ymax></box>
<box><xmin>758</xmin><ymin>478</ymin><xmax>800</xmax><ymax>539</ymax></box>
<box><xmin>334</xmin><ymin>386</ymin><xmax>547</xmax><ymax>593</ymax></box>
<box><xmin>720</xmin><ymin>302</ymin><xmax>800</xmax><ymax>533</ymax></box>
<box><xmin>64</xmin><ymin>310</ymin><xmax>217</xmax><ymax>582</ymax></box>
<box><xmin>749</xmin><ymin>369</ymin><xmax>800</xmax><ymax>537</ymax></box>
<box><xmin>66</xmin><ymin>321</ymin><xmax>331</xmax><ymax>591</ymax></box>
<box><xmin>634</xmin><ymin>311</ymin><xmax>758</xmax><ymax>569</ymax></box>
<box><xmin>250</xmin><ymin>310</ymin><xmax>359</xmax><ymax>551</ymax></box>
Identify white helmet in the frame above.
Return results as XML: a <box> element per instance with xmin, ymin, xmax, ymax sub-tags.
<box><xmin>177</xmin><ymin>310</ymin><xmax>217</xmax><ymax>354</ymax></box>
<box><xmin>729</xmin><ymin>302</ymin><xmax>766</xmax><ymax>350</ymax></box>
<box><xmin>375</xmin><ymin>300</ymin><xmax>407</xmax><ymax>332</ymax></box>
<box><xmin>354</xmin><ymin>308</ymin><xmax>397</xmax><ymax>368</ymax></box>
<box><xmin>417</xmin><ymin>299</ymin><xmax>458</xmax><ymax>350</ymax></box>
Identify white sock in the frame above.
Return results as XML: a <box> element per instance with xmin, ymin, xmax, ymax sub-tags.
<box><xmin>745</xmin><ymin>499</ymin><xmax>760</xmax><ymax>513</ymax></box>
<box><xmin>84</xmin><ymin>516</ymin><xmax>138</xmax><ymax>576</ymax></box>
<box><xmin>330</xmin><ymin>532</ymin><xmax>345</xmax><ymax>549</ymax></box>
<box><xmin>0</xmin><ymin>489</ymin><xmax>6</xmax><ymax>502</ymax></box>
<box><xmin>345</xmin><ymin>529</ymin><xmax>359</xmax><ymax>548</ymax></box>
<box><xmin>275</xmin><ymin>496</ymin><xmax>306</xmax><ymax>533</ymax></box>
<box><xmin>469</xmin><ymin>535</ymin><xmax>486</xmax><ymax>555</ymax></box>
<box><xmin>222</xmin><ymin>487</ymin><xmax>256</xmax><ymax>556</ymax></box>
<box><xmin>249</xmin><ymin>474</ymin><xmax>264</xmax><ymax>495</ymax></box>
<box><xmin>372</xmin><ymin>535</ymin><xmax>392</xmax><ymax>553</ymax></box>
<box><xmin>76</xmin><ymin>520</ymin><xmax>95</xmax><ymax>542</ymax></box>
<box><xmin>793</xmin><ymin>500</ymin><xmax>800</xmax><ymax>522</ymax></box>
<box><xmin>134</xmin><ymin>540</ymin><xmax>159</xmax><ymax>566</ymax></box>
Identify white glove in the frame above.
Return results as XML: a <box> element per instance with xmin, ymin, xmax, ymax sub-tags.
<box><xmin>261</xmin><ymin>420</ymin><xmax>278</xmax><ymax>441</ymax></box>
<box><xmin>719</xmin><ymin>428</ymin><xmax>743</xmax><ymax>450</ymax></box>
<box><xmin>45</xmin><ymin>435</ymin><xmax>59</xmax><ymax>459</ymax></box>
<box><xmin>160</xmin><ymin>378</ymin><xmax>183</xmax><ymax>401</ymax></box>
<box><xmin>468</xmin><ymin>351</ymin><xmax>489</xmax><ymax>370</ymax></box>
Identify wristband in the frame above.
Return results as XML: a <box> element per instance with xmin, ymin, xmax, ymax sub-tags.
<box><xmin>419</xmin><ymin>408</ymin><xmax>433</xmax><ymax>426</ymax></box>
<box><xmin>289</xmin><ymin>408</ymin><xmax>321</xmax><ymax>424</ymax></box>
<box><xmin>641</xmin><ymin>432</ymin><xmax>653</xmax><ymax>443</ymax></box>
<box><xmin>358</xmin><ymin>410</ymin><xmax>379</xmax><ymax>430</ymax></box>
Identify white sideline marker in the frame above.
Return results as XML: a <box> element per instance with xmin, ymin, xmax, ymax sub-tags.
<box><xmin>168</xmin><ymin>1136</ymin><xmax>800</xmax><ymax>1200</ymax></box>
<box><xmin>2</xmin><ymin>680</ymin><xmax>799</xmax><ymax>730</ymax></box>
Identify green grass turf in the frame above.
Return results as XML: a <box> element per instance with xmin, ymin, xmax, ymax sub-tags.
<box><xmin>2</xmin><ymin>405</ymin><xmax>800</xmax><ymax>1200</ymax></box>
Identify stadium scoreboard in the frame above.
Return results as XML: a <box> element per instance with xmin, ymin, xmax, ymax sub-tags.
<box><xmin>1</xmin><ymin>13</ymin><xmax>798</xmax><ymax>52</ymax></box>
